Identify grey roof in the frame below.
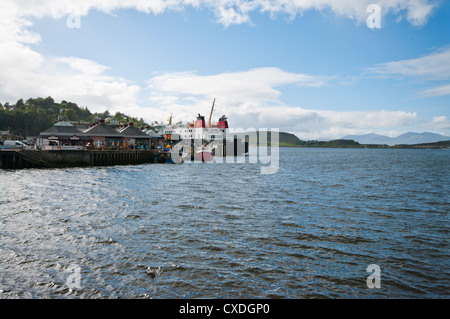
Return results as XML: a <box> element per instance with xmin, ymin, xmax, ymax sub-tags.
<box><xmin>118</xmin><ymin>125</ymin><xmax>150</xmax><ymax>139</ymax></box>
<box><xmin>144</xmin><ymin>129</ymin><xmax>161</xmax><ymax>137</ymax></box>
<box><xmin>41</xmin><ymin>121</ymin><xmax>151</xmax><ymax>140</ymax></box>
<box><xmin>82</xmin><ymin>123</ymin><xmax>123</xmax><ymax>137</ymax></box>
<box><xmin>40</xmin><ymin>121</ymin><xmax>86</xmax><ymax>137</ymax></box>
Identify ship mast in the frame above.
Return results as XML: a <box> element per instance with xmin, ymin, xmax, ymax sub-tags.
<box><xmin>208</xmin><ymin>98</ymin><xmax>215</xmax><ymax>128</ymax></box>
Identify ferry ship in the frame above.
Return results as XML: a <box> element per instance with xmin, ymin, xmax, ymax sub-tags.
<box><xmin>158</xmin><ymin>100</ymin><xmax>249</xmax><ymax>161</ymax></box>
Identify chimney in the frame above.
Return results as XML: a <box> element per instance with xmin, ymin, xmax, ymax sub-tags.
<box><xmin>195</xmin><ymin>114</ymin><xmax>206</xmax><ymax>128</ymax></box>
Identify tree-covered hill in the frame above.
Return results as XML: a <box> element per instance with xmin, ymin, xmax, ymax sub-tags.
<box><xmin>0</xmin><ymin>97</ymin><xmax>150</xmax><ymax>137</ymax></box>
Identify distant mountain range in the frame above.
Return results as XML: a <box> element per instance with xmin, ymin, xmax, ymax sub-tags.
<box><xmin>341</xmin><ymin>132</ymin><xmax>450</xmax><ymax>146</ymax></box>
<box><xmin>235</xmin><ymin>131</ymin><xmax>450</xmax><ymax>148</ymax></box>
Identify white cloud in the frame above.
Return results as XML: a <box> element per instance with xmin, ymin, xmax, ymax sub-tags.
<box><xmin>250</xmin><ymin>107</ymin><xmax>419</xmax><ymax>139</ymax></box>
<box><xmin>0</xmin><ymin>49</ymin><xmax>142</xmax><ymax>113</ymax></box>
<box><xmin>1</xmin><ymin>0</ymin><xmax>438</xmax><ymax>27</ymax></box>
<box><xmin>419</xmin><ymin>84</ymin><xmax>450</xmax><ymax>97</ymax></box>
<box><xmin>368</xmin><ymin>47</ymin><xmax>450</xmax><ymax>98</ymax></box>
<box><xmin>260</xmin><ymin>0</ymin><xmax>436</xmax><ymax>26</ymax></box>
<box><xmin>430</xmin><ymin>116</ymin><xmax>450</xmax><ymax>129</ymax></box>
<box><xmin>148</xmin><ymin>67</ymin><xmax>330</xmax><ymax>103</ymax></box>
<box><xmin>145</xmin><ymin>68</ymin><xmax>334</xmax><ymax>133</ymax></box>
<box><xmin>0</xmin><ymin>0</ymin><xmax>446</xmax><ymax>139</ymax></box>
<box><xmin>144</xmin><ymin>69</ymin><xmax>424</xmax><ymax>139</ymax></box>
<box><xmin>0</xmin><ymin>0</ymin><xmax>440</xmax><ymax>110</ymax></box>
<box><xmin>0</xmin><ymin>1</ymin><xmax>143</xmax><ymax>114</ymax></box>
<box><xmin>57</xmin><ymin>57</ymin><xmax>111</xmax><ymax>76</ymax></box>
<box><xmin>369</xmin><ymin>47</ymin><xmax>450</xmax><ymax>81</ymax></box>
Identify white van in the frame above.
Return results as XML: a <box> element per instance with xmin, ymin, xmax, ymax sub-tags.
<box><xmin>2</xmin><ymin>140</ymin><xmax>31</xmax><ymax>149</ymax></box>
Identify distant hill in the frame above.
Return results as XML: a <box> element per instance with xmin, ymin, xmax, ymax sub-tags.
<box><xmin>341</xmin><ymin>133</ymin><xmax>392</xmax><ymax>145</ymax></box>
<box><xmin>278</xmin><ymin>132</ymin><xmax>304</xmax><ymax>146</ymax></box>
<box><xmin>235</xmin><ymin>131</ymin><xmax>450</xmax><ymax>148</ymax></box>
<box><xmin>237</xmin><ymin>131</ymin><xmax>450</xmax><ymax>147</ymax></box>
<box><xmin>234</xmin><ymin>131</ymin><xmax>303</xmax><ymax>146</ymax></box>
<box><xmin>235</xmin><ymin>131</ymin><xmax>363</xmax><ymax>147</ymax></box>
<box><xmin>299</xmin><ymin>139</ymin><xmax>362</xmax><ymax>148</ymax></box>
<box><xmin>393</xmin><ymin>140</ymin><xmax>450</xmax><ymax>149</ymax></box>
<box><xmin>342</xmin><ymin>132</ymin><xmax>450</xmax><ymax>146</ymax></box>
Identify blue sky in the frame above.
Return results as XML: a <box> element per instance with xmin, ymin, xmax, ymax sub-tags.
<box><xmin>0</xmin><ymin>0</ymin><xmax>449</xmax><ymax>139</ymax></box>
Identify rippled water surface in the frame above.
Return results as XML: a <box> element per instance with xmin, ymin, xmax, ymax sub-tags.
<box><xmin>1</xmin><ymin>148</ymin><xmax>449</xmax><ymax>298</ymax></box>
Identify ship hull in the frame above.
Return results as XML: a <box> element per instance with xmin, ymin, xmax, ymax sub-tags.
<box><xmin>194</xmin><ymin>150</ymin><xmax>214</xmax><ymax>162</ymax></box>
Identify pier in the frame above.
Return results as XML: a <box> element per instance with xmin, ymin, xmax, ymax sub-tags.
<box><xmin>0</xmin><ymin>149</ymin><xmax>169</xmax><ymax>169</ymax></box>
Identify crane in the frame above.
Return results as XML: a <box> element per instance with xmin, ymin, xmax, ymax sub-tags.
<box><xmin>208</xmin><ymin>98</ymin><xmax>215</xmax><ymax>128</ymax></box>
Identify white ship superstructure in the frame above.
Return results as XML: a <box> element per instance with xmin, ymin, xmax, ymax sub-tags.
<box><xmin>154</xmin><ymin>100</ymin><xmax>249</xmax><ymax>159</ymax></box>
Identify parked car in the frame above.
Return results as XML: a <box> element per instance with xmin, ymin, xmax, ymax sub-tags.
<box><xmin>0</xmin><ymin>140</ymin><xmax>33</xmax><ymax>150</ymax></box>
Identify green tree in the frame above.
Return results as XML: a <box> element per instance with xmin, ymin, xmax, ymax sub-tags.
<box><xmin>0</xmin><ymin>96</ymin><xmax>153</xmax><ymax>137</ymax></box>
<box><xmin>64</xmin><ymin>108</ymin><xmax>80</xmax><ymax>121</ymax></box>
<box><xmin>15</xmin><ymin>99</ymin><xmax>25</xmax><ymax>110</ymax></box>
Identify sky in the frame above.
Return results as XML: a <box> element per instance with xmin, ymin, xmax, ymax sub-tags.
<box><xmin>0</xmin><ymin>0</ymin><xmax>449</xmax><ymax>140</ymax></box>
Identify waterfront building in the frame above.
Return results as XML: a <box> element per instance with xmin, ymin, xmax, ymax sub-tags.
<box><xmin>38</xmin><ymin>119</ymin><xmax>163</xmax><ymax>151</ymax></box>
<box><xmin>38</xmin><ymin>120</ymin><xmax>90</xmax><ymax>150</ymax></box>
<box><xmin>117</xmin><ymin>122</ymin><xmax>151</xmax><ymax>149</ymax></box>
<box><xmin>82</xmin><ymin>119</ymin><xmax>124</xmax><ymax>149</ymax></box>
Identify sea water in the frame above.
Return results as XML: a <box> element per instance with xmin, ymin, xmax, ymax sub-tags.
<box><xmin>0</xmin><ymin>148</ymin><xmax>448</xmax><ymax>298</ymax></box>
